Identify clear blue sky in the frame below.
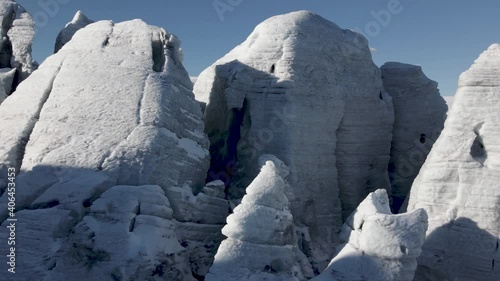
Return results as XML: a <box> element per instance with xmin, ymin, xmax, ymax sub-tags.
<box><xmin>16</xmin><ymin>0</ymin><xmax>500</xmax><ymax>96</ymax></box>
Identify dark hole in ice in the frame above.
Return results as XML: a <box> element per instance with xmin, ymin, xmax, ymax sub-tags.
<box><xmin>102</xmin><ymin>36</ymin><xmax>110</xmax><ymax>47</ymax></box>
<box><xmin>152</xmin><ymin>38</ymin><xmax>166</xmax><ymax>72</ymax></box>
<box><xmin>270</xmin><ymin>64</ymin><xmax>275</xmax><ymax>74</ymax></box>
<box><xmin>206</xmin><ymin>99</ymin><xmax>247</xmax><ymax>189</ymax></box>
<box><xmin>82</xmin><ymin>199</ymin><xmax>93</xmax><ymax>208</ymax></box>
<box><xmin>9</xmin><ymin>68</ymin><xmax>20</xmax><ymax>95</ymax></box>
<box><xmin>400</xmin><ymin>245</ymin><xmax>408</xmax><ymax>254</ymax></box>
<box><xmin>470</xmin><ymin>133</ymin><xmax>486</xmax><ymax>164</ymax></box>
<box><xmin>128</xmin><ymin>217</ymin><xmax>136</xmax><ymax>232</ymax></box>
<box><xmin>192</xmin><ymin>272</ymin><xmax>205</xmax><ymax>281</ymax></box>
<box><xmin>30</xmin><ymin>200</ymin><xmax>60</xmax><ymax>210</ymax></box>
<box><xmin>420</xmin><ymin>134</ymin><xmax>427</xmax><ymax>144</ymax></box>
<box><xmin>379</xmin><ymin>91</ymin><xmax>383</xmax><ymax>100</ymax></box>
<box><xmin>0</xmin><ymin>38</ymin><xmax>12</xmax><ymax>69</ymax></box>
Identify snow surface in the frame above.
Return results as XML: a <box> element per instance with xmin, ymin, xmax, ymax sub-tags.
<box><xmin>195</xmin><ymin>10</ymin><xmax>394</xmax><ymax>272</ymax></box>
<box><xmin>408</xmin><ymin>43</ymin><xmax>500</xmax><ymax>281</ymax></box>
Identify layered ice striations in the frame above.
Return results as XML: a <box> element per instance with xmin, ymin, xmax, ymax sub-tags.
<box><xmin>381</xmin><ymin>62</ymin><xmax>447</xmax><ymax>212</ymax></box>
<box><xmin>194</xmin><ymin>10</ymin><xmax>394</xmax><ymax>271</ymax></box>
<box><xmin>408</xmin><ymin>43</ymin><xmax>500</xmax><ymax>281</ymax></box>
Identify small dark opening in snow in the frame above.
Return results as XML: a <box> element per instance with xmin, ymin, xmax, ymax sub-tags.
<box><xmin>30</xmin><ymin>200</ymin><xmax>60</xmax><ymax>210</ymax></box>
<box><xmin>152</xmin><ymin>39</ymin><xmax>166</xmax><ymax>72</ymax></box>
<box><xmin>129</xmin><ymin>217</ymin><xmax>136</xmax><ymax>232</ymax></box>
<box><xmin>9</xmin><ymin>68</ymin><xmax>20</xmax><ymax>95</ymax></box>
<box><xmin>82</xmin><ymin>199</ymin><xmax>92</xmax><ymax>208</ymax></box>
<box><xmin>400</xmin><ymin>245</ymin><xmax>408</xmax><ymax>254</ymax></box>
<box><xmin>205</xmin><ymin>99</ymin><xmax>248</xmax><ymax>189</ymax></box>
<box><xmin>270</xmin><ymin>64</ymin><xmax>275</xmax><ymax>74</ymax></box>
<box><xmin>192</xmin><ymin>272</ymin><xmax>205</xmax><ymax>281</ymax></box>
<box><xmin>470</xmin><ymin>133</ymin><xmax>486</xmax><ymax>164</ymax></box>
<box><xmin>420</xmin><ymin>134</ymin><xmax>427</xmax><ymax>144</ymax></box>
<box><xmin>0</xmin><ymin>38</ymin><xmax>12</xmax><ymax>68</ymax></box>
<box><xmin>102</xmin><ymin>36</ymin><xmax>110</xmax><ymax>47</ymax></box>
<box><xmin>379</xmin><ymin>91</ymin><xmax>383</xmax><ymax>100</ymax></box>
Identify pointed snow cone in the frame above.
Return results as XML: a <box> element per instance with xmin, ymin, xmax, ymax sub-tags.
<box><xmin>206</xmin><ymin>155</ymin><xmax>311</xmax><ymax>281</ymax></box>
<box><xmin>54</xmin><ymin>10</ymin><xmax>94</xmax><ymax>53</ymax></box>
<box><xmin>408</xmin><ymin>43</ymin><xmax>500</xmax><ymax>281</ymax></box>
<box><xmin>313</xmin><ymin>189</ymin><xmax>428</xmax><ymax>281</ymax></box>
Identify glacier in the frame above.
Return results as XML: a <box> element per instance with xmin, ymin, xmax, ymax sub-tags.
<box><xmin>0</xmin><ymin>4</ymin><xmax>497</xmax><ymax>281</ymax></box>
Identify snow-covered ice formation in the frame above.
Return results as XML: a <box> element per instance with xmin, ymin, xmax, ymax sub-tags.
<box><xmin>0</xmin><ymin>0</ymin><xmax>37</xmax><ymax>103</ymax></box>
<box><xmin>0</xmin><ymin>18</ymin><xmax>224</xmax><ymax>280</ymax></box>
<box><xmin>313</xmin><ymin>189</ymin><xmax>428</xmax><ymax>281</ymax></box>
<box><xmin>381</xmin><ymin>62</ymin><xmax>447</xmax><ymax>212</ymax></box>
<box><xmin>407</xmin><ymin>43</ymin><xmax>500</xmax><ymax>281</ymax></box>
<box><xmin>42</xmin><ymin>185</ymin><xmax>195</xmax><ymax>280</ymax></box>
<box><xmin>54</xmin><ymin>10</ymin><xmax>94</xmax><ymax>53</ymax></box>
<box><xmin>194</xmin><ymin>10</ymin><xmax>394</xmax><ymax>270</ymax></box>
<box><xmin>206</xmin><ymin>155</ymin><xmax>312</xmax><ymax>281</ymax></box>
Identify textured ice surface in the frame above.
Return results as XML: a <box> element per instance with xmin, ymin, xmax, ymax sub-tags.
<box><xmin>381</xmin><ymin>62</ymin><xmax>447</xmax><ymax>212</ymax></box>
<box><xmin>0</xmin><ymin>19</ymin><xmax>211</xmax><ymax>280</ymax></box>
<box><xmin>313</xmin><ymin>190</ymin><xmax>428</xmax><ymax>281</ymax></box>
<box><xmin>206</xmin><ymin>155</ymin><xmax>312</xmax><ymax>281</ymax></box>
<box><xmin>195</xmin><ymin>11</ymin><xmax>394</xmax><ymax>271</ymax></box>
<box><xmin>408</xmin><ymin>43</ymin><xmax>500</xmax><ymax>281</ymax></box>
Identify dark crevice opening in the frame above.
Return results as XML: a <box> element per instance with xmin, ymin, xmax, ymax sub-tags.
<box><xmin>128</xmin><ymin>217</ymin><xmax>136</xmax><ymax>232</ymax></box>
<box><xmin>420</xmin><ymin>134</ymin><xmax>427</xmax><ymax>144</ymax></box>
<box><xmin>379</xmin><ymin>91</ymin><xmax>383</xmax><ymax>100</ymax></box>
<box><xmin>82</xmin><ymin>199</ymin><xmax>92</xmax><ymax>208</ymax></box>
<box><xmin>152</xmin><ymin>38</ymin><xmax>166</xmax><ymax>72</ymax></box>
<box><xmin>470</xmin><ymin>132</ymin><xmax>486</xmax><ymax>164</ymax></box>
<box><xmin>102</xmin><ymin>36</ymin><xmax>110</xmax><ymax>47</ymax></box>
<box><xmin>192</xmin><ymin>272</ymin><xmax>205</xmax><ymax>281</ymax></box>
<box><xmin>0</xmin><ymin>36</ymin><xmax>12</xmax><ymax>69</ymax></box>
<box><xmin>205</xmin><ymin>99</ymin><xmax>247</xmax><ymax>192</ymax></box>
<box><xmin>29</xmin><ymin>200</ymin><xmax>60</xmax><ymax>210</ymax></box>
<box><xmin>270</xmin><ymin>64</ymin><xmax>275</xmax><ymax>74</ymax></box>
